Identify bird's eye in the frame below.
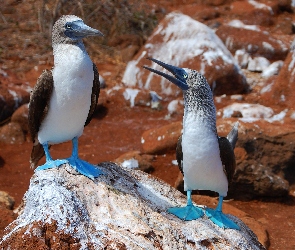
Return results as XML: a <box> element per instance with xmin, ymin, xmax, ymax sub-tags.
<box><xmin>183</xmin><ymin>74</ymin><xmax>188</xmax><ymax>79</ymax></box>
<box><xmin>65</xmin><ymin>24</ymin><xmax>72</xmax><ymax>29</ymax></box>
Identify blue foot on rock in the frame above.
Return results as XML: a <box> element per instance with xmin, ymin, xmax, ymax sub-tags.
<box><xmin>205</xmin><ymin>208</ymin><xmax>240</xmax><ymax>230</ymax></box>
<box><xmin>66</xmin><ymin>137</ymin><xmax>103</xmax><ymax>179</ymax></box>
<box><xmin>168</xmin><ymin>204</ymin><xmax>204</xmax><ymax>221</ymax></box>
<box><xmin>168</xmin><ymin>190</ymin><xmax>204</xmax><ymax>221</ymax></box>
<box><xmin>205</xmin><ymin>196</ymin><xmax>240</xmax><ymax>230</ymax></box>
<box><xmin>67</xmin><ymin>157</ymin><xmax>103</xmax><ymax>180</ymax></box>
<box><xmin>35</xmin><ymin>159</ymin><xmax>68</xmax><ymax>171</ymax></box>
<box><xmin>35</xmin><ymin>142</ymin><xmax>68</xmax><ymax>172</ymax></box>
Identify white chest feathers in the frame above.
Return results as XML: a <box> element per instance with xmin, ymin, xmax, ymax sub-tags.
<box><xmin>182</xmin><ymin>113</ymin><xmax>228</xmax><ymax>196</ymax></box>
<box><xmin>38</xmin><ymin>44</ymin><xmax>94</xmax><ymax>144</ymax></box>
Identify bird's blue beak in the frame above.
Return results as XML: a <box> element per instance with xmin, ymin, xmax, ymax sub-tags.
<box><xmin>65</xmin><ymin>20</ymin><xmax>104</xmax><ymax>39</ymax></box>
<box><xmin>143</xmin><ymin>58</ymin><xmax>189</xmax><ymax>91</ymax></box>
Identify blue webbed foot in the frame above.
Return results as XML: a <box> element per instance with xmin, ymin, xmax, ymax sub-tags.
<box><xmin>168</xmin><ymin>190</ymin><xmax>204</xmax><ymax>221</ymax></box>
<box><xmin>35</xmin><ymin>142</ymin><xmax>68</xmax><ymax>172</ymax></box>
<box><xmin>67</xmin><ymin>137</ymin><xmax>103</xmax><ymax>179</ymax></box>
<box><xmin>205</xmin><ymin>196</ymin><xmax>240</xmax><ymax>230</ymax></box>
<box><xmin>168</xmin><ymin>204</ymin><xmax>204</xmax><ymax>221</ymax></box>
<box><xmin>67</xmin><ymin>156</ymin><xmax>103</xmax><ymax>180</ymax></box>
<box><xmin>35</xmin><ymin>159</ymin><xmax>68</xmax><ymax>171</ymax></box>
<box><xmin>205</xmin><ymin>208</ymin><xmax>239</xmax><ymax>229</ymax></box>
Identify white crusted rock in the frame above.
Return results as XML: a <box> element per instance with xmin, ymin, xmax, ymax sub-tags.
<box><xmin>122</xmin><ymin>12</ymin><xmax>248</xmax><ymax>96</ymax></box>
<box><xmin>0</xmin><ymin>162</ymin><xmax>264</xmax><ymax>249</ymax></box>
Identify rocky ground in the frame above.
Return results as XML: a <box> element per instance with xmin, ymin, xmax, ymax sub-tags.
<box><xmin>1</xmin><ymin>0</ymin><xmax>295</xmax><ymax>249</ymax></box>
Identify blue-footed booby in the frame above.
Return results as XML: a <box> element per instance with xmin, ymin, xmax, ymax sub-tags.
<box><xmin>28</xmin><ymin>15</ymin><xmax>103</xmax><ymax>179</ymax></box>
<box><xmin>143</xmin><ymin>58</ymin><xmax>239</xmax><ymax>230</ymax></box>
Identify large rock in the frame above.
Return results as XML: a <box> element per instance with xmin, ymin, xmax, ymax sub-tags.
<box><xmin>122</xmin><ymin>11</ymin><xmax>248</xmax><ymax>96</ymax></box>
<box><xmin>0</xmin><ymin>163</ymin><xmax>265</xmax><ymax>249</ymax></box>
<box><xmin>141</xmin><ymin>121</ymin><xmax>182</xmax><ymax>154</ymax></box>
<box><xmin>217</xmin><ymin>119</ymin><xmax>294</xmax><ymax>199</ymax></box>
<box><xmin>230</xmin><ymin>1</ymin><xmax>275</xmax><ymax>27</ymax></box>
<box><xmin>0</xmin><ymin>122</ymin><xmax>25</xmax><ymax>144</ymax></box>
<box><xmin>0</xmin><ymin>104</ymin><xmax>29</xmax><ymax>144</ymax></box>
<box><xmin>11</xmin><ymin>104</ymin><xmax>29</xmax><ymax>134</ymax></box>
<box><xmin>216</xmin><ymin>25</ymin><xmax>289</xmax><ymax>61</ymax></box>
<box><xmin>0</xmin><ymin>75</ymin><xmax>31</xmax><ymax>122</ymax></box>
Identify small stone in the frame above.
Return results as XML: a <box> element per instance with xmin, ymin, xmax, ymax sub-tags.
<box><xmin>261</xmin><ymin>60</ymin><xmax>284</xmax><ymax>78</ymax></box>
<box><xmin>234</xmin><ymin>50</ymin><xmax>251</xmax><ymax>69</ymax></box>
<box><xmin>0</xmin><ymin>191</ymin><xmax>15</xmax><ymax>210</ymax></box>
<box><xmin>247</xmin><ymin>57</ymin><xmax>270</xmax><ymax>72</ymax></box>
<box><xmin>114</xmin><ymin>151</ymin><xmax>155</xmax><ymax>173</ymax></box>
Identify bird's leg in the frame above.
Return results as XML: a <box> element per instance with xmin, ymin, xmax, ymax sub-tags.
<box><xmin>67</xmin><ymin>137</ymin><xmax>103</xmax><ymax>179</ymax></box>
<box><xmin>168</xmin><ymin>190</ymin><xmax>204</xmax><ymax>221</ymax></box>
<box><xmin>205</xmin><ymin>195</ymin><xmax>240</xmax><ymax>230</ymax></box>
<box><xmin>43</xmin><ymin>142</ymin><xmax>53</xmax><ymax>161</ymax></box>
<box><xmin>186</xmin><ymin>190</ymin><xmax>193</xmax><ymax>205</ymax></box>
<box><xmin>71</xmin><ymin>136</ymin><xmax>79</xmax><ymax>159</ymax></box>
<box><xmin>35</xmin><ymin>142</ymin><xmax>67</xmax><ymax>171</ymax></box>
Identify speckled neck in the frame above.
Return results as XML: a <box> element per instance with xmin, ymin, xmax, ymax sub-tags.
<box><xmin>182</xmin><ymin>72</ymin><xmax>217</xmax><ymax>134</ymax></box>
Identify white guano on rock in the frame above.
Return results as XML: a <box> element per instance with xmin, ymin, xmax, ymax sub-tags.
<box><xmin>0</xmin><ymin>163</ymin><xmax>265</xmax><ymax>249</ymax></box>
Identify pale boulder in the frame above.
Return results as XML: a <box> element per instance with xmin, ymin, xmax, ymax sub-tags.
<box><xmin>122</xmin><ymin>12</ymin><xmax>248</xmax><ymax>96</ymax></box>
<box><xmin>0</xmin><ymin>163</ymin><xmax>265</xmax><ymax>249</ymax></box>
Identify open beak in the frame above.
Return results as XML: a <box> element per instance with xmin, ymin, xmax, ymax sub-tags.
<box><xmin>143</xmin><ymin>57</ymin><xmax>189</xmax><ymax>90</ymax></box>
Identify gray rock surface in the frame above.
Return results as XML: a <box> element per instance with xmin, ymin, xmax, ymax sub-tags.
<box><xmin>0</xmin><ymin>162</ymin><xmax>264</xmax><ymax>249</ymax></box>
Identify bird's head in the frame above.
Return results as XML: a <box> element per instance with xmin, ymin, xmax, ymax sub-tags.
<box><xmin>143</xmin><ymin>58</ymin><xmax>206</xmax><ymax>92</ymax></box>
<box><xmin>52</xmin><ymin>15</ymin><xmax>103</xmax><ymax>44</ymax></box>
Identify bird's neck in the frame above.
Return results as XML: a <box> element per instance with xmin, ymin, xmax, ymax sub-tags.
<box><xmin>183</xmin><ymin>89</ymin><xmax>217</xmax><ymax>134</ymax></box>
<box><xmin>52</xmin><ymin>42</ymin><xmax>89</xmax><ymax>66</ymax></box>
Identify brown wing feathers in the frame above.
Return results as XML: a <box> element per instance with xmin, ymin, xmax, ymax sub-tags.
<box><xmin>85</xmin><ymin>63</ymin><xmax>100</xmax><ymax>126</ymax></box>
<box><xmin>28</xmin><ymin>69</ymin><xmax>53</xmax><ymax>144</ymax></box>
<box><xmin>176</xmin><ymin>135</ymin><xmax>183</xmax><ymax>174</ymax></box>
<box><xmin>218</xmin><ymin>136</ymin><xmax>236</xmax><ymax>184</ymax></box>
